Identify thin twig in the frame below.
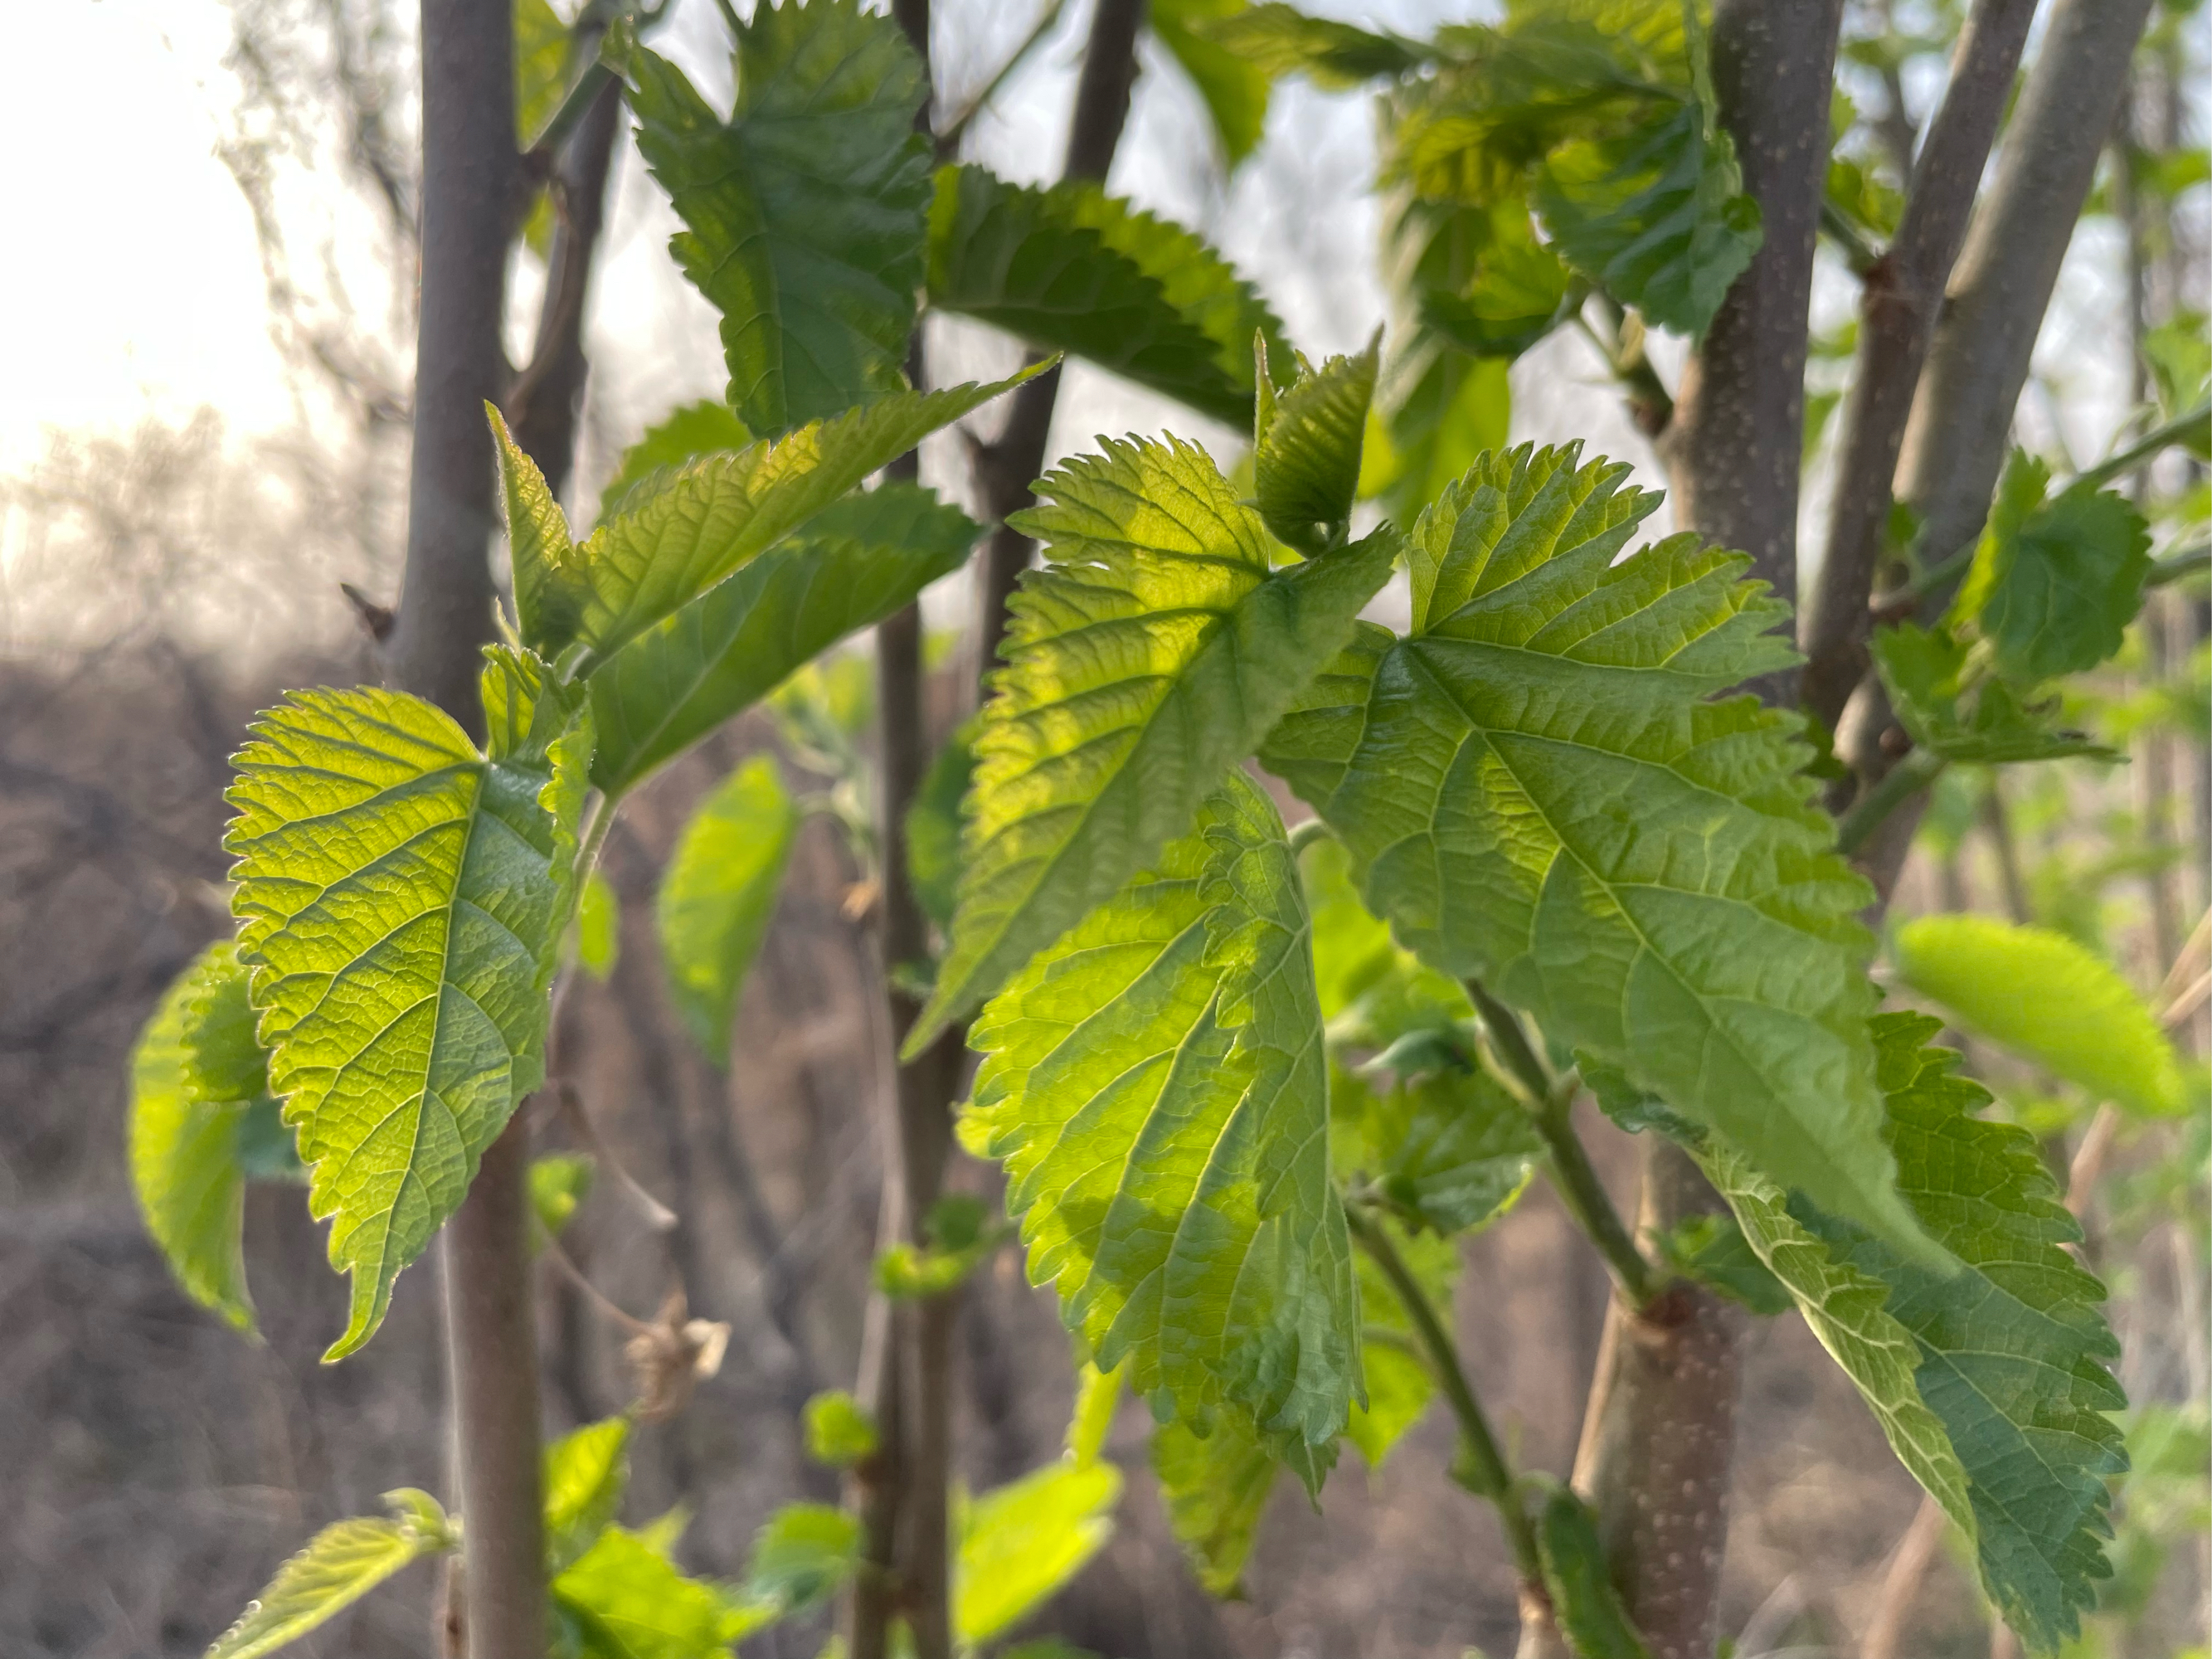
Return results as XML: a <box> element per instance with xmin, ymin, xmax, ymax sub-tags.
<box><xmin>935</xmin><ymin>0</ymin><xmax>1066</xmax><ymax>156</ymax></box>
<box><xmin>557</xmin><ymin>1081</ymin><xmax>679</xmax><ymax>1233</ymax></box>
<box><xmin>1343</xmin><ymin>1200</ymin><xmax>1544</xmax><ymax>1584</ymax></box>
<box><xmin>539</xmin><ymin>1233</ymin><xmax>655</xmax><ymax>1337</ymax></box>
<box><xmin>2073</xmin><ymin>399</ymin><xmax>2212</xmax><ymax>492</ymax></box>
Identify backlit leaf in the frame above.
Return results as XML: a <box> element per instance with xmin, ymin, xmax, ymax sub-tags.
<box><xmin>587</xmin><ymin>481</ymin><xmax>980</xmax><ymax>794</ymax></box>
<box><xmin>624</xmin><ymin>3</ymin><xmax>931</xmax><ymax>434</ymax></box>
<box><xmin>497</xmin><ymin>368</ymin><xmax>1039</xmax><ymax>669</ymax></box>
<box><xmin>515</xmin><ymin>0</ymin><xmax>573</xmax><ymax>147</ymax></box>
<box><xmin>226</xmin><ymin>649</ymin><xmax>591</xmax><ymax>1357</ymax></box>
<box><xmin>909</xmin><ymin>435</ymin><xmax>1394</xmax><ymax>1048</ymax></box>
<box><xmin>657</xmin><ymin>755</ymin><xmax>798</xmax><ymax>1066</ymax></box>
<box><xmin>209</xmin><ymin>1491</ymin><xmax>452</xmax><ymax>1659</ymax></box>
<box><xmin>963</xmin><ymin>772</ymin><xmax>1362</xmax><ymax>1472</ymax></box>
<box><xmin>1153</xmin><ymin>1406</ymin><xmax>1280</xmax><ymax>1596</ymax></box>
<box><xmin>1894</xmin><ymin>915</ymin><xmax>2185</xmax><ymax>1118</ymax></box>
<box><xmin>529</xmin><ymin>1152</ymin><xmax>594</xmax><ymax>1252</ymax></box>
<box><xmin>729</xmin><ymin>1503</ymin><xmax>859</xmax><ymax>1633</ymax></box>
<box><xmin>956</xmin><ymin>1457</ymin><xmax>1122</xmax><ymax>1645</ymax></box>
<box><xmin>1261</xmin><ymin>442</ymin><xmax>1933</xmax><ymax>1257</ymax></box>
<box><xmin>1152</xmin><ymin>0</ymin><xmax>1273</xmax><ymax>166</ymax></box>
<box><xmin>130</xmin><ymin>941</ymin><xmax>284</xmax><ymax>1333</ymax></box>
<box><xmin>571</xmin><ymin>871</ymin><xmax>620</xmax><ymax>980</ymax></box>
<box><xmin>546</xmin><ymin>1418</ymin><xmax>631</xmax><ymax>1572</ymax></box>
<box><xmin>552</xmin><ymin>1525</ymin><xmax>750</xmax><ymax>1658</ymax></box>
<box><xmin>599</xmin><ymin>401</ymin><xmax>753</xmax><ymax>525</ymax></box>
<box><xmin>1203</xmin><ymin>2</ymin><xmax>1425</xmax><ymax>89</ymax></box>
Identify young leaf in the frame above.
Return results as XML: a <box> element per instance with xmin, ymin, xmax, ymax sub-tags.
<box><xmin>1417</xmin><ymin>224</ymin><xmax>1576</xmax><ymax>362</ymax></box>
<box><xmin>545</xmin><ymin>1418</ymin><xmax>631</xmax><ymax>1572</ymax></box>
<box><xmin>1951</xmin><ymin>450</ymin><xmax>2154</xmax><ymax>684</ymax></box>
<box><xmin>802</xmin><ymin>1390</ymin><xmax>880</xmax><ymax>1468</ymax></box>
<box><xmin>957</xmin><ymin>1457</ymin><xmax>1123</xmax><ymax>1646</ymax></box>
<box><xmin>1203</xmin><ymin>3</ymin><xmax>1426</xmax><ymax>88</ymax></box>
<box><xmin>1535</xmin><ymin>94</ymin><xmax>1762</xmax><ymax>338</ymax></box>
<box><xmin>571</xmin><ymin>870</ymin><xmax>620</xmax><ymax>980</ymax></box>
<box><xmin>909</xmin><ymin>436</ymin><xmax>1397</xmax><ymax>1048</ymax></box>
<box><xmin>1705</xmin><ymin>1014</ymin><xmax>2126</xmax><ymax>1651</ymax></box>
<box><xmin>907</xmin><ymin>720</ymin><xmax>978</xmax><ymax>934</ymax></box>
<box><xmin>587</xmin><ymin>482</ymin><xmax>980</xmax><ymax>795</ymax></box>
<box><xmin>657</xmin><ymin>755</ymin><xmax>798</xmax><ymax>1066</ymax></box>
<box><xmin>1354</xmin><ymin>1067</ymin><xmax>1539</xmax><ymax>1238</ymax></box>
<box><xmin>1151</xmin><ymin>0</ymin><xmax>1273</xmax><ymax>167</ymax></box>
<box><xmin>1871</xmin><ymin>623</ymin><xmax>2110</xmax><ymax>765</ymax></box>
<box><xmin>926</xmin><ymin>165</ymin><xmax>1289</xmax><ymax>426</ymax></box>
<box><xmin>514</xmin><ymin>0</ymin><xmax>572</xmax><ymax>148</ymax></box>
<box><xmin>130</xmin><ymin>941</ymin><xmax>284</xmax><ymax>1334</ymax></box>
<box><xmin>962</xmin><ymin>773</ymin><xmax>1362</xmax><ymax>1471</ymax></box>
<box><xmin>1373</xmin><ymin>343</ymin><xmax>1513</xmax><ymax>523</ymax></box>
<box><xmin>226</xmin><ymin>649</ymin><xmax>591</xmax><ymax>1358</ymax></box>
<box><xmin>1894</xmin><ymin>915</ymin><xmax>2185</xmax><ymax>1118</ymax></box>
<box><xmin>1152</xmin><ymin>1406</ymin><xmax>1280</xmax><ymax>1596</ymax></box>
<box><xmin>599</xmin><ymin>400</ymin><xmax>754</xmax><ymax>524</ymax></box>
<box><xmin>529</xmin><ymin>1151</ymin><xmax>594</xmax><ymax>1251</ymax></box>
<box><xmin>497</xmin><ymin>367</ymin><xmax>1041</xmax><ymax>669</ymax></box>
<box><xmin>208</xmin><ymin>1490</ymin><xmax>452</xmax><ymax>1659</ymax></box>
<box><xmin>623</xmin><ymin>2</ymin><xmax>931</xmax><ymax>434</ymax></box>
<box><xmin>1254</xmin><ymin>333</ymin><xmax>1379</xmax><ymax>552</ymax></box>
<box><xmin>552</xmin><ymin>1525</ymin><xmax>751</xmax><ymax>1657</ymax></box>
<box><xmin>1261</xmin><ymin>443</ymin><xmax>1931</xmax><ymax>1256</ymax></box>
<box><xmin>730</xmin><ymin>1502</ymin><xmax>860</xmax><ymax>1631</ymax></box>
<box><xmin>1531</xmin><ymin>1479</ymin><xmax>1652</xmax><ymax>1659</ymax></box>
<box><xmin>1067</xmin><ymin>1360</ymin><xmax>1124</xmax><ymax>1467</ymax></box>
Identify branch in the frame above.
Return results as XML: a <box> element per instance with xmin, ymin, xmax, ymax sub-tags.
<box><xmin>1801</xmin><ymin>0</ymin><xmax>2038</xmax><ymax>732</ymax></box>
<box><xmin>1465</xmin><ymin>981</ymin><xmax>1656</xmax><ymax>1306</ymax></box>
<box><xmin>1342</xmin><ymin>1201</ymin><xmax>1544</xmax><ymax>1585</ymax></box>
<box><xmin>2075</xmin><ymin>398</ymin><xmax>2212</xmax><ymax>493</ymax></box>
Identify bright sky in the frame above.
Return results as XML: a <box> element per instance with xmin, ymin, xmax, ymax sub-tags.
<box><xmin>2</xmin><ymin>0</ymin><xmax>300</xmax><ymax>472</ymax></box>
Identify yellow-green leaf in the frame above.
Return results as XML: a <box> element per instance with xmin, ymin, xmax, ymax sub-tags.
<box><xmin>657</xmin><ymin>756</ymin><xmax>798</xmax><ymax>1067</ymax></box>
<box><xmin>209</xmin><ymin>1491</ymin><xmax>452</xmax><ymax>1659</ymax></box>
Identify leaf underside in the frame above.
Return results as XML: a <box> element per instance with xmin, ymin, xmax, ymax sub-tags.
<box><xmin>625</xmin><ymin>1</ymin><xmax>932</xmax><ymax>435</ymax></box>
<box><xmin>225</xmin><ymin>652</ymin><xmax>591</xmax><ymax>1357</ymax></box>
<box><xmin>208</xmin><ymin>1491</ymin><xmax>450</xmax><ymax>1659</ymax></box>
<box><xmin>1255</xmin><ymin>338</ymin><xmax>1379</xmax><ymax>552</ymax></box>
<box><xmin>1707</xmin><ymin>1013</ymin><xmax>2125</xmax><ymax>1652</ymax></box>
<box><xmin>1260</xmin><ymin>441</ymin><xmax>1928</xmax><ymax>1255</ymax></box>
<box><xmin>911</xmin><ymin>434</ymin><xmax>1396</xmax><ymax>1048</ymax></box>
<box><xmin>1153</xmin><ymin>1406</ymin><xmax>1281</xmax><ymax>1597</ymax></box>
<box><xmin>964</xmin><ymin>771</ymin><xmax>1361</xmax><ymax>1476</ymax></box>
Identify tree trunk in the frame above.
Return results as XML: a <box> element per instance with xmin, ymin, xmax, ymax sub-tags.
<box><xmin>1555</xmin><ymin>5</ymin><xmax>1842</xmax><ymax>1652</ymax></box>
<box><xmin>390</xmin><ymin>2</ymin><xmax>547</xmax><ymax>1653</ymax></box>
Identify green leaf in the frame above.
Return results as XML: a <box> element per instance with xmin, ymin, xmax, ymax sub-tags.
<box><xmin>1872</xmin><ymin>623</ymin><xmax>2112</xmax><ymax>765</ymax></box>
<box><xmin>1652</xmin><ymin>1212</ymin><xmax>1791</xmax><ymax>1316</ymax></box>
<box><xmin>802</xmin><ymin>1390</ymin><xmax>880</xmax><ymax>1468</ymax></box>
<box><xmin>530</xmin><ymin>1151</ymin><xmax>595</xmax><ymax>1251</ymax></box>
<box><xmin>599</xmin><ymin>400</ymin><xmax>754</xmax><ymax>524</ymax></box>
<box><xmin>1894</xmin><ymin>915</ymin><xmax>2185</xmax><ymax>1118</ymax></box>
<box><xmin>1261</xmin><ymin>442</ymin><xmax>1932</xmax><ymax>1257</ymax></box>
<box><xmin>1202</xmin><ymin>2</ymin><xmax>1425</xmax><ymax>89</ymax></box>
<box><xmin>906</xmin><ymin>720</ymin><xmax>977</xmax><ymax>934</ymax></box>
<box><xmin>1298</xmin><ymin>832</ymin><xmax>1473</xmax><ymax>1044</ymax></box>
<box><xmin>1952</xmin><ymin>451</ymin><xmax>2154</xmax><ymax>683</ymax></box>
<box><xmin>546</xmin><ymin>1418</ymin><xmax>632</xmax><ymax>1572</ymax></box>
<box><xmin>961</xmin><ymin>773</ymin><xmax>1362</xmax><ymax>1473</ymax></box>
<box><xmin>130</xmin><ymin>941</ymin><xmax>284</xmax><ymax>1333</ymax></box>
<box><xmin>587</xmin><ymin>481</ymin><xmax>980</xmax><ymax>794</ymax></box>
<box><xmin>926</xmin><ymin>165</ymin><xmax>1288</xmax><ymax>426</ymax></box>
<box><xmin>515</xmin><ymin>0</ymin><xmax>572</xmax><ymax>147</ymax></box>
<box><xmin>1372</xmin><ymin>343</ymin><xmax>1513</xmax><ymax>524</ymax></box>
<box><xmin>957</xmin><ymin>1457</ymin><xmax>1122</xmax><ymax>1646</ymax></box>
<box><xmin>1354</xmin><ymin>1067</ymin><xmax>1539</xmax><ymax>1237</ymax></box>
<box><xmin>1067</xmin><ymin>1360</ymin><xmax>1124</xmax><ymax>1467</ymax></box>
<box><xmin>1254</xmin><ymin>333</ymin><xmax>1379</xmax><ymax>552</ymax></box>
<box><xmin>1418</xmin><ymin>226</ymin><xmax>1575</xmax><ymax>362</ymax></box>
<box><xmin>657</xmin><ymin>755</ymin><xmax>798</xmax><ymax>1066</ymax></box>
<box><xmin>730</xmin><ymin>1503</ymin><xmax>860</xmax><ymax>1633</ymax></box>
<box><xmin>1152</xmin><ymin>1406</ymin><xmax>1279</xmax><ymax>1596</ymax></box>
<box><xmin>209</xmin><ymin>1491</ymin><xmax>452</xmax><ymax>1659</ymax></box>
<box><xmin>1152</xmin><ymin>0</ymin><xmax>1274</xmax><ymax>166</ymax></box>
<box><xmin>1531</xmin><ymin>1478</ymin><xmax>1651</xmax><ymax>1659</ymax></box>
<box><xmin>1343</xmin><ymin>1196</ymin><xmax>1456</xmax><ymax>1468</ymax></box>
<box><xmin>1704</xmin><ymin>1013</ymin><xmax>2126</xmax><ymax>1652</ymax></box>
<box><xmin>497</xmin><ymin>368</ymin><xmax>1037</xmax><ymax>670</ymax></box>
<box><xmin>553</xmin><ymin>1525</ymin><xmax>750</xmax><ymax>1659</ymax></box>
<box><xmin>571</xmin><ymin>870</ymin><xmax>620</xmax><ymax>980</ymax></box>
<box><xmin>226</xmin><ymin>649</ymin><xmax>592</xmax><ymax>1358</ymax></box>
<box><xmin>910</xmin><ymin>436</ymin><xmax>1397</xmax><ymax>1047</ymax></box>
<box><xmin>623</xmin><ymin>4</ymin><xmax>931</xmax><ymax>434</ymax></box>
<box><xmin>1535</xmin><ymin>93</ymin><xmax>1762</xmax><ymax>338</ymax></box>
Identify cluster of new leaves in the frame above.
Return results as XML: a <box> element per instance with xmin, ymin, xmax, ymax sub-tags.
<box><xmin>1873</xmin><ymin>450</ymin><xmax>2150</xmax><ymax>767</ymax></box>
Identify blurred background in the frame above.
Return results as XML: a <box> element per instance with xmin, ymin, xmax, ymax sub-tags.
<box><xmin>1</xmin><ymin>2</ymin><xmax>2205</xmax><ymax>1654</ymax></box>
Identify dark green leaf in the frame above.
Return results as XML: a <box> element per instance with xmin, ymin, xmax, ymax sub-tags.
<box><xmin>1531</xmin><ymin>1478</ymin><xmax>1651</xmax><ymax>1659</ymax></box>
<box><xmin>657</xmin><ymin>756</ymin><xmax>798</xmax><ymax>1066</ymax></box>
<box><xmin>1356</xmin><ymin>1067</ymin><xmax>1539</xmax><ymax>1237</ymax></box>
<box><xmin>906</xmin><ymin>720</ymin><xmax>978</xmax><ymax>934</ymax></box>
<box><xmin>624</xmin><ymin>4</ymin><xmax>932</xmax><ymax>434</ymax></box>
<box><xmin>1872</xmin><ymin>623</ymin><xmax>2112</xmax><ymax>765</ymax></box>
<box><xmin>1653</xmin><ymin>1213</ymin><xmax>1791</xmax><ymax>1316</ymax></box>
<box><xmin>1152</xmin><ymin>0</ymin><xmax>1273</xmax><ymax>166</ymax></box>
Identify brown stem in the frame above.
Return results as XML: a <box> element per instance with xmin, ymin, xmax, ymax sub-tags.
<box><xmin>967</xmin><ymin>0</ymin><xmax>1147</xmax><ymax>696</ymax></box>
<box><xmin>392</xmin><ymin>2</ymin><xmax>549</xmax><ymax>1653</ymax></box>
<box><xmin>1545</xmin><ymin>7</ymin><xmax>1842</xmax><ymax>1653</ymax></box>
<box><xmin>1800</xmin><ymin>0</ymin><xmax>2039</xmax><ymax>732</ymax></box>
<box><xmin>1568</xmin><ymin>1141</ymin><xmax>1748</xmax><ymax>1659</ymax></box>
